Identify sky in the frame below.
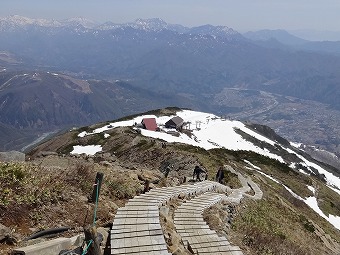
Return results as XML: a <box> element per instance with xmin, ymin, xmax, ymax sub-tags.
<box><xmin>1</xmin><ymin>0</ymin><xmax>340</xmax><ymax>33</ymax></box>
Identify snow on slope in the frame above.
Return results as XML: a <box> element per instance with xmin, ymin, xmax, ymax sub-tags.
<box><xmin>77</xmin><ymin>109</ymin><xmax>283</xmax><ymax>162</ymax></box>
<box><xmin>76</xmin><ymin>109</ymin><xmax>340</xmax><ymax>193</ymax></box>
<box><xmin>245</xmin><ymin>160</ymin><xmax>340</xmax><ymax>230</ymax></box>
<box><xmin>74</xmin><ymin>109</ymin><xmax>340</xmax><ymax>229</ymax></box>
<box><xmin>283</xmin><ymin>146</ymin><xmax>340</xmax><ymax>194</ymax></box>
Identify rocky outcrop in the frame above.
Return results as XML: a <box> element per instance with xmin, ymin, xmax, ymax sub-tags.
<box><xmin>0</xmin><ymin>223</ymin><xmax>11</xmax><ymax>242</ymax></box>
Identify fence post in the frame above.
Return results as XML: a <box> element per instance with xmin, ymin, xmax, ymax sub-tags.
<box><xmin>89</xmin><ymin>172</ymin><xmax>104</xmax><ymax>203</ymax></box>
<box><xmin>84</xmin><ymin>225</ymin><xmax>102</xmax><ymax>255</ymax></box>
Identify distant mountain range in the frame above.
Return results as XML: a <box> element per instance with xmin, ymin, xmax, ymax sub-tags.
<box><xmin>1</xmin><ymin>16</ymin><xmax>339</xmax><ymax>107</ymax></box>
<box><xmin>244</xmin><ymin>29</ymin><xmax>308</xmax><ymax>45</ymax></box>
<box><xmin>289</xmin><ymin>29</ymin><xmax>340</xmax><ymax>42</ymax></box>
<box><xmin>0</xmin><ymin>16</ymin><xmax>340</xmax><ymax>159</ymax></box>
<box><xmin>243</xmin><ymin>29</ymin><xmax>340</xmax><ymax>55</ymax></box>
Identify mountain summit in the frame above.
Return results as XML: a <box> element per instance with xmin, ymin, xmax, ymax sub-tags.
<box><xmin>132</xmin><ymin>18</ymin><xmax>169</xmax><ymax>31</ymax></box>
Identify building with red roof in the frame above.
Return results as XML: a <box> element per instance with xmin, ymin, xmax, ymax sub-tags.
<box><xmin>141</xmin><ymin>118</ymin><xmax>158</xmax><ymax>131</ymax></box>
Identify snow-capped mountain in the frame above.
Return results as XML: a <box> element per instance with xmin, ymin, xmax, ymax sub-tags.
<box><xmin>1</xmin><ymin>15</ymin><xmax>62</xmax><ymax>27</ymax></box>
<box><xmin>0</xmin><ymin>15</ymin><xmax>60</xmax><ymax>31</ymax></box>
<box><xmin>0</xmin><ymin>15</ymin><xmax>99</xmax><ymax>31</ymax></box>
<box><xmin>189</xmin><ymin>24</ymin><xmax>242</xmax><ymax>39</ymax></box>
<box><xmin>0</xmin><ymin>15</ymin><xmax>242</xmax><ymax>40</ymax></box>
<box><xmin>60</xmin><ymin>17</ymin><xmax>98</xmax><ymax>29</ymax></box>
<box><xmin>130</xmin><ymin>18</ymin><xmax>179</xmax><ymax>32</ymax></box>
<box><xmin>96</xmin><ymin>18</ymin><xmax>187</xmax><ymax>33</ymax></box>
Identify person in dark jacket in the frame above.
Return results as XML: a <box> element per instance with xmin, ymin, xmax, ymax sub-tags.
<box><xmin>215</xmin><ymin>166</ymin><xmax>225</xmax><ymax>183</ymax></box>
<box><xmin>193</xmin><ymin>165</ymin><xmax>206</xmax><ymax>181</ymax></box>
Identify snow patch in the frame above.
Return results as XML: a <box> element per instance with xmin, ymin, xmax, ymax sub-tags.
<box><xmin>257</xmin><ymin>170</ymin><xmax>280</xmax><ymax>184</ymax></box>
<box><xmin>78</xmin><ymin>131</ymin><xmax>87</xmax><ymax>138</ymax></box>
<box><xmin>283</xmin><ymin>145</ymin><xmax>340</xmax><ymax>192</ymax></box>
<box><xmin>290</xmin><ymin>142</ymin><xmax>302</xmax><ymax>148</ymax></box>
<box><xmin>71</xmin><ymin>145</ymin><xmax>102</xmax><ymax>155</ymax></box>
<box><xmin>244</xmin><ymin>160</ymin><xmax>261</xmax><ymax>170</ymax></box>
<box><xmin>330</xmin><ymin>186</ymin><xmax>340</xmax><ymax>196</ymax></box>
<box><xmin>307</xmin><ymin>185</ymin><xmax>316</xmax><ymax>194</ymax></box>
<box><xmin>283</xmin><ymin>185</ymin><xmax>340</xmax><ymax>230</ymax></box>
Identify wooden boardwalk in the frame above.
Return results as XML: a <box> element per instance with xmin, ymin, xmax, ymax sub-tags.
<box><xmin>111</xmin><ymin>181</ymin><xmax>219</xmax><ymax>255</ymax></box>
<box><xmin>110</xmin><ymin>168</ymin><xmax>262</xmax><ymax>255</ymax></box>
<box><xmin>174</xmin><ymin>192</ymin><xmax>243</xmax><ymax>255</ymax></box>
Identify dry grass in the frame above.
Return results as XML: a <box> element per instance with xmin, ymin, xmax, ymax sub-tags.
<box><xmin>232</xmin><ymin>198</ymin><xmax>315</xmax><ymax>255</ymax></box>
<box><xmin>229</xmin><ymin>180</ymin><xmax>338</xmax><ymax>255</ymax></box>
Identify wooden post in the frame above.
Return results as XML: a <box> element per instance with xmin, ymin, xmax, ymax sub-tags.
<box><xmin>89</xmin><ymin>172</ymin><xmax>104</xmax><ymax>203</ymax></box>
<box><xmin>84</xmin><ymin>225</ymin><xmax>102</xmax><ymax>255</ymax></box>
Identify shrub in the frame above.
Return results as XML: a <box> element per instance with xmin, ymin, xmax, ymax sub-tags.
<box><xmin>107</xmin><ymin>176</ymin><xmax>141</xmax><ymax>199</ymax></box>
<box><xmin>57</xmin><ymin>142</ymin><xmax>78</xmax><ymax>154</ymax></box>
<box><xmin>65</xmin><ymin>163</ymin><xmax>95</xmax><ymax>193</ymax></box>
<box><xmin>0</xmin><ymin>163</ymin><xmax>26</xmax><ymax>184</ymax></box>
<box><xmin>134</xmin><ymin>139</ymin><xmax>156</xmax><ymax>150</ymax></box>
<box><xmin>88</xmin><ymin>133</ymin><xmax>105</xmax><ymax>145</ymax></box>
<box><xmin>0</xmin><ymin>163</ymin><xmax>64</xmax><ymax>206</ymax></box>
<box><xmin>299</xmin><ymin>215</ymin><xmax>315</xmax><ymax>232</ymax></box>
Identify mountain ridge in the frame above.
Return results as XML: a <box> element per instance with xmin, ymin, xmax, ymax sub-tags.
<box><xmin>0</xmin><ymin>15</ymin><xmax>241</xmax><ymax>37</ymax></box>
<box><xmin>29</xmin><ymin>108</ymin><xmax>340</xmax><ymax>189</ymax></box>
<box><xmin>27</xmin><ymin>108</ymin><xmax>340</xmax><ymax>226</ymax></box>
<box><xmin>1</xmin><ymin>107</ymin><xmax>340</xmax><ymax>254</ymax></box>
<box><xmin>244</xmin><ymin>29</ymin><xmax>340</xmax><ymax>55</ymax></box>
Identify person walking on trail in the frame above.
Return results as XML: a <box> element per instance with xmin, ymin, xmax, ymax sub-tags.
<box><xmin>216</xmin><ymin>166</ymin><xmax>225</xmax><ymax>183</ymax></box>
<box><xmin>193</xmin><ymin>165</ymin><xmax>206</xmax><ymax>181</ymax></box>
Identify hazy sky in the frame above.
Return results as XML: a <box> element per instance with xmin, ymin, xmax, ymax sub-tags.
<box><xmin>1</xmin><ymin>0</ymin><xmax>340</xmax><ymax>32</ymax></box>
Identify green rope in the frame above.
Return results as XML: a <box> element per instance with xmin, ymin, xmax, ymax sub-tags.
<box><xmin>81</xmin><ymin>179</ymin><xmax>100</xmax><ymax>255</ymax></box>
<box><xmin>82</xmin><ymin>239</ymin><xmax>93</xmax><ymax>255</ymax></box>
<box><xmin>93</xmin><ymin>179</ymin><xmax>99</xmax><ymax>226</ymax></box>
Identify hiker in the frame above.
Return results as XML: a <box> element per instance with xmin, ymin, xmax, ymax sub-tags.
<box><xmin>143</xmin><ymin>180</ymin><xmax>150</xmax><ymax>193</ymax></box>
<box><xmin>193</xmin><ymin>165</ymin><xmax>206</xmax><ymax>181</ymax></box>
<box><xmin>215</xmin><ymin>166</ymin><xmax>225</xmax><ymax>183</ymax></box>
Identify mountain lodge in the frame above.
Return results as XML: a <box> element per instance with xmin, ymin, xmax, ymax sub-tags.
<box><xmin>141</xmin><ymin>118</ymin><xmax>158</xmax><ymax>131</ymax></box>
<box><xmin>165</xmin><ymin>116</ymin><xmax>184</xmax><ymax>130</ymax></box>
